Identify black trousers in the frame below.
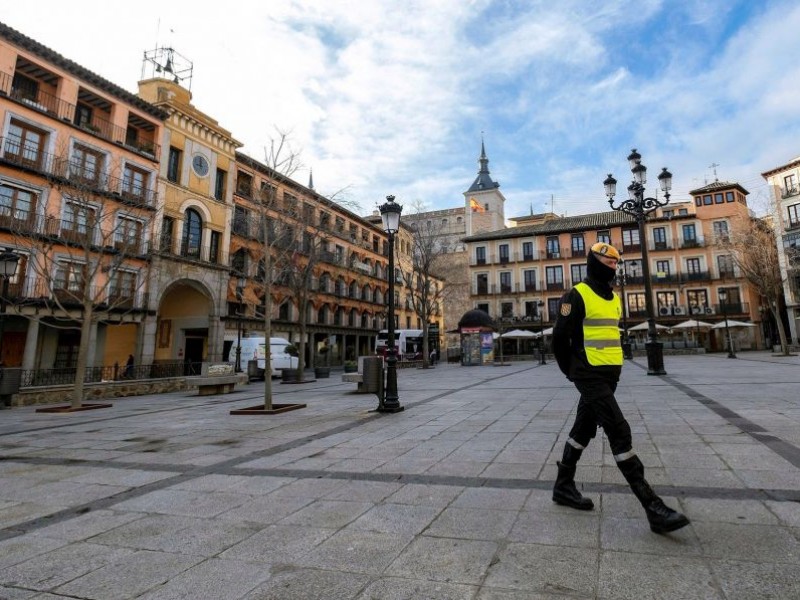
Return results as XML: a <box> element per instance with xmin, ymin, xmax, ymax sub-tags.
<box><xmin>568</xmin><ymin>376</ymin><xmax>633</xmax><ymax>457</ymax></box>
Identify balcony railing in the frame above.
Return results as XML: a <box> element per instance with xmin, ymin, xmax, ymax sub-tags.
<box><xmin>681</xmin><ymin>271</ymin><xmax>711</xmax><ymax>282</ymax></box>
<box><xmin>781</xmin><ymin>186</ymin><xmax>799</xmax><ymax>199</ymax></box>
<box><xmin>3</xmin><ymin>278</ymin><xmax>148</xmax><ymax>310</ymax></box>
<box><xmin>651</xmin><ymin>241</ymin><xmax>671</xmax><ymax>251</ymax></box>
<box><xmin>680</xmin><ymin>238</ymin><xmax>704</xmax><ymax>249</ymax></box>
<box><xmin>546</xmin><ymin>281</ymin><xmax>565</xmax><ymax>291</ymax></box>
<box><xmin>571</xmin><ymin>248</ymin><xmax>586</xmax><ymax>258</ymax></box>
<box><xmin>546</xmin><ymin>250</ymin><xmax>561</xmax><ymax>259</ymax></box>
<box><xmin>0</xmin><ymin>72</ymin><xmax>160</xmax><ymax>160</ymax></box>
<box><xmin>622</xmin><ymin>243</ymin><xmax>641</xmax><ymax>253</ymax></box>
<box><xmin>0</xmin><ymin>137</ymin><xmax>157</xmax><ymax>207</ymax></box>
<box><xmin>19</xmin><ymin>361</ymin><xmax>201</xmax><ymax>388</ymax></box>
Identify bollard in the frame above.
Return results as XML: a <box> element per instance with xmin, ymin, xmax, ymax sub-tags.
<box><xmin>362</xmin><ymin>356</ymin><xmax>385</xmax><ymax>408</ymax></box>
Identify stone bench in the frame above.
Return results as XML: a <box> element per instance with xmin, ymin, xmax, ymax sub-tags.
<box><xmin>188</xmin><ymin>363</ymin><xmax>247</xmax><ymax>396</ymax></box>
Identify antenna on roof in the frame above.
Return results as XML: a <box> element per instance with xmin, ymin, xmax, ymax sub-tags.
<box><xmin>709</xmin><ymin>162</ymin><xmax>720</xmax><ymax>182</ymax></box>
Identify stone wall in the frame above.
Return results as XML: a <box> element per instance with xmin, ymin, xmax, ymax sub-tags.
<box><xmin>11</xmin><ymin>378</ymin><xmax>190</xmax><ymax>407</ymax></box>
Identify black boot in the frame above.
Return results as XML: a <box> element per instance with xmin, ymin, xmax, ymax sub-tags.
<box><xmin>552</xmin><ymin>444</ymin><xmax>593</xmax><ymax>511</ymax></box>
<box><xmin>617</xmin><ymin>455</ymin><xmax>690</xmax><ymax>534</ymax></box>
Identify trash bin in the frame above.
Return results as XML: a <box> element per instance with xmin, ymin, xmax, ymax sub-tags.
<box><xmin>247</xmin><ymin>360</ymin><xmax>260</xmax><ymax>381</ymax></box>
<box><xmin>362</xmin><ymin>357</ymin><xmax>384</xmax><ymax>395</ymax></box>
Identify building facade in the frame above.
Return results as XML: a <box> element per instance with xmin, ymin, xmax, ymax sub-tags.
<box><xmin>0</xmin><ymin>23</ymin><xmax>166</xmax><ymax>372</ymax></box>
<box><xmin>464</xmin><ymin>181</ymin><xmax>766</xmax><ymax>351</ymax></box>
<box><xmin>762</xmin><ymin>155</ymin><xmax>800</xmax><ymax>344</ymax></box>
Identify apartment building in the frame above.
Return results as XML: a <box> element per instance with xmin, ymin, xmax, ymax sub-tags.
<box><xmin>762</xmin><ymin>155</ymin><xmax>800</xmax><ymax>343</ymax></box>
<box><xmin>463</xmin><ymin>180</ymin><xmax>764</xmax><ymax>351</ymax></box>
<box><xmin>0</xmin><ymin>23</ymin><xmax>166</xmax><ymax>371</ymax></box>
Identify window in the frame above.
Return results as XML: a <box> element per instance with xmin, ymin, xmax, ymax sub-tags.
<box><xmin>524</xmin><ymin>269</ymin><xmax>536</xmax><ymax>291</ymax></box>
<box><xmin>788</xmin><ymin>204</ymin><xmax>800</xmax><ymax>228</ymax></box>
<box><xmin>719</xmin><ymin>287</ymin><xmax>741</xmax><ymax>310</ymax></box>
<box><xmin>122</xmin><ymin>164</ymin><xmax>149</xmax><ymax>202</ymax></box>
<box><xmin>596</xmin><ymin>230</ymin><xmax>611</xmax><ymax>244</ymax></box>
<box><xmin>214</xmin><ymin>168</ymin><xmax>226</xmax><ymax>201</ymax></box>
<box><xmin>718</xmin><ymin>255</ymin><xmax>735</xmax><ymax>277</ymax></box>
<box><xmin>476</xmin><ymin>273</ymin><xmax>488</xmax><ymax>294</ymax></box>
<box><xmin>622</xmin><ymin>228</ymin><xmax>640</xmax><ymax>248</ymax></box>
<box><xmin>548</xmin><ymin>298</ymin><xmax>560</xmax><ymax>320</ymax></box>
<box><xmin>236</xmin><ymin>172</ymin><xmax>253</xmax><ymax>197</ymax></box>
<box><xmin>476</xmin><ymin>246</ymin><xmax>486</xmax><ymax>265</ymax></box>
<box><xmin>160</xmin><ymin>216</ymin><xmax>174</xmax><ymax>252</ymax></box>
<box><xmin>703</xmin><ymin>195</ymin><xmax>712</xmax><ymax>205</ymax></box>
<box><xmin>655</xmin><ymin>261</ymin><xmax>671</xmax><ymax>280</ymax></box>
<box><xmin>682</xmin><ymin>224</ymin><xmax>697</xmax><ymax>246</ymax></box>
<box><xmin>75</xmin><ymin>103</ymin><xmax>93</xmax><ymax>129</ymax></box>
<box><xmin>62</xmin><ymin>201</ymin><xmax>96</xmax><ymax>244</ymax></box>
<box><xmin>209</xmin><ymin>231</ymin><xmax>221</xmax><ymax>264</ymax></box>
<box><xmin>678</xmin><ymin>208</ymin><xmax>688</xmax><ymax>215</ymax></box>
<box><xmin>109</xmin><ymin>269</ymin><xmax>137</xmax><ymax>305</ymax></box>
<box><xmin>500</xmin><ymin>302</ymin><xmax>514</xmax><ymax>318</ymax></box>
<box><xmin>570</xmin><ymin>234</ymin><xmax>585</xmax><ymax>256</ymax></box>
<box><xmin>181</xmin><ymin>208</ymin><xmax>202</xmax><ymax>258</ymax></box>
<box><xmin>546</xmin><ymin>236</ymin><xmax>560</xmax><ymax>258</ymax></box>
<box><xmin>714</xmin><ymin>193</ymin><xmax>724</xmax><ymax>204</ymax></box>
<box><xmin>167</xmin><ymin>147</ymin><xmax>182</xmax><ymax>183</ymax></box>
<box><xmin>628</xmin><ymin>292</ymin><xmax>646</xmax><ymax>315</ymax></box>
<box><xmin>656</xmin><ymin>292</ymin><xmax>677</xmax><ymax>310</ymax></box>
<box><xmin>687</xmin><ymin>290</ymin><xmax>709</xmax><ymax>314</ymax></box>
<box><xmin>524</xmin><ymin>301</ymin><xmax>538</xmax><ymax>318</ymax></box>
<box><xmin>6</xmin><ymin>120</ymin><xmax>46</xmax><ymax>169</ymax></box>
<box><xmin>54</xmin><ymin>260</ymin><xmax>86</xmax><ymax>294</ymax></box>
<box><xmin>12</xmin><ymin>72</ymin><xmax>38</xmax><ymax>101</ymax></box>
<box><xmin>663</xmin><ymin>209</ymin><xmax>674</xmax><ymax>217</ymax></box>
<box><xmin>725</xmin><ymin>191</ymin><xmax>734</xmax><ymax>202</ymax></box>
<box><xmin>570</xmin><ymin>264</ymin><xmax>586</xmax><ymax>285</ymax></box>
<box><xmin>522</xmin><ymin>241</ymin><xmax>534</xmax><ymax>261</ymax></box>
<box><xmin>279</xmin><ymin>302</ymin><xmax>291</xmax><ymax>321</ymax></box>
<box><xmin>0</xmin><ymin>184</ymin><xmax>36</xmax><ymax>225</ymax></box>
<box><xmin>233</xmin><ymin>206</ymin><xmax>249</xmax><ymax>236</ymax></box>
<box><xmin>713</xmin><ymin>221</ymin><xmax>729</xmax><ymax>240</ymax></box>
<box><xmin>71</xmin><ymin>144</ymin><xmax>104</xmax><ymax>185</ymax></box>
<box><xmin>499</xmin><ymin>271</ymin><xmax>511</xmax><ymax>293</ymax></box>
<box><xmin>115</xmin><ymin>216</ymin><xmax>142</xmax><ymax>253</ymax></box>
<box><xmin>499</xmin><ymin>244</ymin><xmax>509</xmax><ymax>263</ymax></box>
<box><xmin>653</xmin><ymin>227</ymin><xmax>667</xmax><ymax>249</ymax></box>
<box><xmin>686</xmin><ymin>258</ymin><xmax>701</xmax><ymax>274</ymax></box>
<box><xmin>546</xmin><ymin>265</ymin><xmax>564</xmax><ymax>290</ymax></box>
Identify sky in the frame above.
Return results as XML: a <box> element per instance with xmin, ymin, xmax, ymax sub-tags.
<box><xmin>2</xmin><ymin>1</ymin><xmax>799</xmax><ymax>219</ymax></box>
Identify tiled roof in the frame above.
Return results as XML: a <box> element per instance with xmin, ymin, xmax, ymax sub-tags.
<box><xmin>689</xmin><ymin>181</ymin><xmax>749</xmax><ymax>195</ymax></box>
<box><xmin>463</xmin><ymin>210</ymin><xmax>639</xmax><ymax>242</ymax></box>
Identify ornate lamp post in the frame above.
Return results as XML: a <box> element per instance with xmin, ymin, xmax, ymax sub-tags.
<box><xmin>617</xmin><ymin>260</ymin><xmax>633</xmax><ymax>359</ymax></box>
<box><xmin>718</xmin><ymin>289</ymin><xmax>736</xmax><ymax>358</ymax></box>
<box><xmin>537</xmin><ymin>300</ymin><xmax>546</xmax><ymax>365</ymax></box>
<box><xmin>604</xmin><ymin>149</ymin><xmax>672</xmax><ymax>375</ymax></box>
<box><xmin>379</xmin><ymin>195</ymin><xmax>404</xmax><ymax>413</ymax></box>
<box><xmin>234</xmin><ymin>276</ymin><xmax>245</xmax><ymax>373</ymax></box>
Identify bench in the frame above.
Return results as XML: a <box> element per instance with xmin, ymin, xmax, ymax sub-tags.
<box><xmin>188</xmin><ymin>363</ymin><xmax>247</xmax><ymax>396</ymax></box>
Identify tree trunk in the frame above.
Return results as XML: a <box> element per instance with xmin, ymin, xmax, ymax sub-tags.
<box><xmin>771</xmin><ymin>301</ymin><xmax>790</xmax><ymax>355</ymax></box>
<box><xmin>262</xmin><ymin>287</ymin><xmax>274</xmax><ymax>411</ymax></box>
<box><xmin>71</xmin><ymin>305</ymin><xmax>94</xmax><ymax>409</ymax></box>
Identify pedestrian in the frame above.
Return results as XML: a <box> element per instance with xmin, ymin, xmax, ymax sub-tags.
<box><xmin>551</xmin><ymin>242</ymin><xmax>689</xmax><ymax>533</ymax></box>
<box><xmin>124</xmin><ymin>354</ymin><xmax>134</xmax><ymax>379</ymax></box>
<box><xmin>429</xmin><ymin>348</ymin><xmax>437</xmax><ymax>365</ymax></box>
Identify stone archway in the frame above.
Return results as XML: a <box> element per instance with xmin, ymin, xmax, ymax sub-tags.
<box><xmin>153</xmin><ymin>279</ymin><xmax>217</xmax><ymax>368</ymax></box>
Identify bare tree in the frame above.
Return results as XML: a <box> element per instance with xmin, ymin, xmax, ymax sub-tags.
<box><xmin>7</xmin><ymin>154</ymin><xmax>153</xmax><ymax>408</ymax></box>
<box><xmin>719</xmin><ymin>215</ymin><xmax>792</xmax><ymax>355</ymax></box>
<box><xmin>401</xmin><ymin>200</ymin><xmax>452</xmax><ymax>368</ymax></box>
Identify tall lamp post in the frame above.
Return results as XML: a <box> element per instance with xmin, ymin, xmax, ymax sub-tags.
<box><xmin>617</xmin><ymin>261</ymin><xmax>633</xmax><ymax>359</ymax></box>
<box><xmin>718</xmin><ymin>289</ymin><xmax>736</xmax><ymax>358</ymax></box>
<box><xmin>605</xmin><ymin>149</ymin><xmax>672</xmax><ymax>375</ymax></box>
<box><xmin>234</xmin><ymin>276</ymin><xmax>245</xmax><ymax>373</ymax></box>
<box><xmin>537</xmin><ymin>300</ymin><xmax>546</xmax><ymax>365</ymax></box>
<box><xmin>0</xmin><ymin>249</ymin><xmax>21</xmax><ymax>408</ymax></box>
<box><xmin>379</xmin><ymin>195</ymin><xmax>404</xmax><ymax>413</ymax></box>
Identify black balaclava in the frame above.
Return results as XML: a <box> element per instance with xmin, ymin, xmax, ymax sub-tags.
<box><xmin>585</xmin><ymin>251</ymin><xmax>616</xmax><ymax>299</ymax></box>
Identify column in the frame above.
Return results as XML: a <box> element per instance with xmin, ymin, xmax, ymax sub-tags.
<box><xmin>21</xmin><ymin>317</ymin><xmax>40</xmax><ymax>371</ymax></box>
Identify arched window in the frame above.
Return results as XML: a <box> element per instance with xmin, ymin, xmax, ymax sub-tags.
<box><xmin>349</xmin><ymin>280</ymin><xmax>359</xmax><ymax>298</ymax></box>
<box><xmin>317</xmin><ymin>305</ymin><xmax>328</xmax><ymax>324</ymax></box>
<box><xmin>361</xmin><ymin>312</ymin><xmax>369</xmax><ymax>328</ymax></box>
<box><xmin>349</xmin><ymin>308</ymin><xmax>357</xmax><ymax>327</ymax></box>
<box><xmin>182</xmin><ymin>208</ymin><xmax>202</xmax><ymax>258</ymax></box>
<box><xmin>278</xmin><ymin>301</ymin><xmax>291</xmax><ymax>321</ymax></box>
<box><xmin>362</xmin><ymin>284</ymin><xmax>371</xmax><ymax>301</ymax></box>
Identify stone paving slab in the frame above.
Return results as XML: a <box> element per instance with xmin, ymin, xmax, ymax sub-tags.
<box><xmin>0</xmin><ymin>352</ymin><xmax>799</xmax><ymax>598</ymax></box>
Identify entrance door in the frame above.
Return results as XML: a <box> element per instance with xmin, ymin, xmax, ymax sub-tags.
<box><xmin>184</xmin><ymin>337</ymin><xmax>205</xmax><ymax>375</ymax></box>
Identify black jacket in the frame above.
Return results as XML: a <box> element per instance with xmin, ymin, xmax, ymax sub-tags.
<box><xmin>552</xmin><ymin>276</ymin><xmax>622</xmax><ymax>382</ymax></box>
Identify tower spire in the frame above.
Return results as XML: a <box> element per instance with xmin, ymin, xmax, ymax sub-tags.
<box><xmin>467</xmin><ymin>136</ymin><xmax>499</xmax><ymax>192</ymax></box>
<box><xmin>308</xmin><ymin>168</ymin><xmax>314</xmax><ymax>190</ymax></box>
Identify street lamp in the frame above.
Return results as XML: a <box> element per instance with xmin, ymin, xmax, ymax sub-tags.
<box><xmin>0</xmin><ymin>248</ymin><xmax>21</xmax><ymax>366</ymax></box>
<box><xmin>695</xmin><ymin>306</ymin><xmax>704</xmax><ymax>350</ymax></box>
<box><xmin>378</xmin><ymin>195</ymin><xmax>404</xmax><ymax>413</ymax></box>
<box><xmin>234</xmin><ymin>276</ymin><xmax>245</xmax><ymax>373</ymax></box>
<box><xmin>617</xmin><ymin>261</ymin><xmax>633</xmax><ymax>359</ymax></box>
<box><xmin>537</xmin><ymin>300</ymin><xmax>546</xmax><ymax>364</ymax></box>
<box><xmin>718</xmin><ymin>289</ymin><xmax>736</xmax><ymax>358</ymax></box>
<box><xmin>605</xmin><ymin>149</ymin><xmax>672</xmax><ymax>375</ymax></box>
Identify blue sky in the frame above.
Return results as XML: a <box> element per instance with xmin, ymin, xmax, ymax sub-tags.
<box><xmin>3</xmin><ymin>1</ymin><xmax>798</xmax><ymax>218</ymax></box>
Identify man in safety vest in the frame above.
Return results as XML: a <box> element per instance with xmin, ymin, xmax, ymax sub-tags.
<box><xmin>551</xmin><ymin>242</ymin><xmax>689</xmax><ymax>533</ymax></box>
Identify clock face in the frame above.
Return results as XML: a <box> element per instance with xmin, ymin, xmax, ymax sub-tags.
<box><xmin>192</xmin><ymin>154</ymin><xmax>209</xmax><ymax>177</ymax></box>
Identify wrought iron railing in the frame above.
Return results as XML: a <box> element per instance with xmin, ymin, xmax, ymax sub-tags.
<box><xmin>20</xmin><ymin>361</ymin><xmax>202</xmax><ymax>388</ymax></box>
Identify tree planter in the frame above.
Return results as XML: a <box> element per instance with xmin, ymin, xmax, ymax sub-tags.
<box><xmin>314</xmin><ymin>367</ymin><xmax>331</xmax><ymax>378</ymax></box>
<box><xmin>281</xmin><ymin>369</ymin><xmax>300</xmax><ymax>383</ymax></box>
<box><xmin>343</xmin><ymin>364</ymin><xmax>358</xmax><ymax>373</ymax></box>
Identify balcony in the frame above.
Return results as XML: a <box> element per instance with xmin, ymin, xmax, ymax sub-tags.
<box><xmin>570</xmin><ymin>248</ymin><xmax>586</xmax><ymax>258</ymax></box>
<box><xmin>546</xmin><ymin>250</ymin><xmax>561</xmax><ymax>260</ymax></box>
<box><xmin>717</xmin><ymin>269</ymin><xmax>737</xmax><ymax>280</ymax></box>
<box><xmin>622</xmin><ymin>243</ymin><xmax>641</xmax><ymax>253</ymax></box>
<box><xmin>680</xmin><ymin>238</ymin><xmax>703</xmax><ymax>249</ymax></box>
<box><xmin>546</xmin><ymin>281</ymin><xmax>565</xmax><ymax>291</ymax></box>
<box><xmin>522</xmin><ymin>252</ymin><xmax>535</xmax><ymax>262</ymax></box>
<box><xmin>681</xmin><ymin>271</ymin><xmax>711</xmax><ymax>282</ymax></box>
<box><xmin>787</xmin><ymin>219</ymin><xmax>800</xmax><ymax>232</ymax></box>
<box><xmin>651</xmin><ymin>273</ymin><xmax>680</xmax><ymax>284</ymax></box>
<box><xmin>712</xmin><ymin>302</ymin><xmax>750</xmax><ymax>316</ymax></box>
<box><xmin>651</xmin><ymin>241</ymin><xmax>671</xmax><ymax>251</ymax></box>
<box><xmin>781</xmin><ymin>186</ymin><xmax>799</xmax><ymax>199</ymax></box>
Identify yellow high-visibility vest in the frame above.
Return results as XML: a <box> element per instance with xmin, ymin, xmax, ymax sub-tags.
<box><xmin>575</xmin><ymin>282</ymin><xmax>623</xmax><ymax>366</ymax></box>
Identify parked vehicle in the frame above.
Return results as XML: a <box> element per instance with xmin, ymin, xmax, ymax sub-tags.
<box><xmin>229</xmin><ymin>337</ymin><xmax>298</xmax><ymax>379</ymax></box>
<box><xmin>375</xmin><ymin>329</ymin><xmax>425</xmax><ymax>360</ymax></box>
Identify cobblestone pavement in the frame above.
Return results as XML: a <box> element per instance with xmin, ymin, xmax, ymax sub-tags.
<box><xmin>1</xmin><ymin>352</ymin><xmax>799</xmax><ymax>599</ymax></box>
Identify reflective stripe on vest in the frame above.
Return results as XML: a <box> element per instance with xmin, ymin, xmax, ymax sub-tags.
<box><xmin>575</xmin><ymin>282</ymin><xmax>623</xmax><ymax>366</ymax></box>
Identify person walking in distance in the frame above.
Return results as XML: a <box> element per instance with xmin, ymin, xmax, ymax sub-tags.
<box><xmin>551</xmin><ymin>242</ymin><xmax>689</xmax><ymax>533</ymax></box>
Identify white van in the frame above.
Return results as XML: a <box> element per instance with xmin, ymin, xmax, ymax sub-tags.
<box><xmin>230</xmin><ymin>337</ymin><xmax>298</xmax><ymax>379</ymax></box>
